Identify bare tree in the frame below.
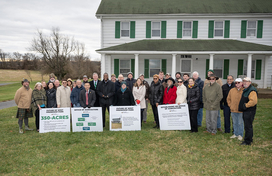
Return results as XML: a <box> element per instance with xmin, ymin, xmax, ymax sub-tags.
<box><xmin>29</xmin><ymin>28</ymin><xmax>77</xmax><ymax>80</ymax></box>
<box><xmin>0</xmin><ymin>49</ymin><xmax>8</xmax><ymax>68</ymax></box>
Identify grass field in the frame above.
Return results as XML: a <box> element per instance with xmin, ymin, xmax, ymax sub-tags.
<box><xmin>0</xmin><ymin>69</ymin><xmax>49</xmax><ymax>82</ymax></box>
<box><xmin>0</xmin><ymin>99</ymin><xmax>271</xmax><ymax>175</ymax></box>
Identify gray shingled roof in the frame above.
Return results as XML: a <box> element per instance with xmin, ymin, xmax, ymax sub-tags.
<box><xmin>97</xmin><ymin>39</ymin><xmax>272</xmax><ymax>52</ymax></box>
<box><xmin>96</xmin><ymin>0</ymin><xmax>272</xmax><ymax>14</ymax></box>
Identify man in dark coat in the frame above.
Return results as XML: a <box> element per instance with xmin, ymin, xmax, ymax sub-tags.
<box><xmin>125</xmin><ymin>72</ymin><xmax>136</xmax><ymax>91</ymax></box>
<box><xmin>80</xmin><ymin>82</ymin><xmax>96</xmax><ymax>108</ymax></box>
<box><xmin>220</xmin><ymin>75</ymin><xmax>235</xmax><ymax>133</ymax></box>
<box><xmin>158</xmin><ymin>71</ymin><xmax>165</xmax><ymax>83</ymax></box>
<box><xmin>183</xmin><ymin>73</ymin><xmax>190</xmax><ymax>87</ymax></box>
<box><xmin>175</xmin><ymin>72</ymin><xmax>182</xmax><ymax>83</ymax></box>
<box><xmin>89</xmin><ymin>72</ymin><xmax>101</xmax><ymax>107</ymax></box>
<box><xmin>97</xmin><ymin>73</ymin><xmax>115</xmax><ymax>127</ymax></box>
<box><xmin>70</xmin><ymin>79</ymin><xmax>84</xmax><ymax>107</ymax></box>
<box><xmin>193</xmin><ymin>71</ymin><xmax>204</xmax><ymax>127</ymax></box>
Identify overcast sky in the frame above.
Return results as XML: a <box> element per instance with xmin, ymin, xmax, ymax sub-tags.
<box><xmin>0</xmin><ymin>0</ymin><xmax>101</xmax><ymax>60</ymax></box>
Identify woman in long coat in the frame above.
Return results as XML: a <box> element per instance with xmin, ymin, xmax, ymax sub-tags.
<box><xmin>46</xmin><ymin>82</ymin><xmax>57</xmax><ymax>108</ymax></box>
<box><xmin>132</xmin><ymin>78</ymin><xmax>146</xmax><ymax>125</ymax></box>
<box><xmin>176</xmin><ymin>78</ymin><xmax>187</xmax><ymax>104</ymax></box>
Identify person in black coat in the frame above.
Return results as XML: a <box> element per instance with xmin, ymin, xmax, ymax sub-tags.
<box><xmin>89</xmin><ymin>72</ymin><xmax>101</xmax><ymax>107</ymax></box>
<box><xmin>113</xmin><ymin>81</ymin><xmax>135</xmax><ymax>106</ymax></box>
<box><xmin>80</xmin><ymin>82</ymin><xmax>96</xmax><ymax>108</ymax></box>
<box><xmin>97</xmin><ymin>73</ymin><xmax>115</xmax><ymax>127</ymax></box>
<box><xmin>46</xmin><ymin>82</ymin><xmax>57</xmax><ymax>108</ymax></box>
<box><xmin>220</xmin><ymin>75</ymin><xmax>235</xmax><ymax>133</ymax></box>
<box><xmin>115</xmin><ymin>74</ymin><xmax>124</xmax><ymax>92</ymax></box>
<box><xmin>187</xmin><ymin>78</ymin><xmax>200</xmax><ymax>132</ymax></box>
<box><xmin>125</xmin><ymin>72</ymin><xmax>136</xmax><ymax>91</ymax></box>
<box><xmin>193</xmin><ymin>71</ymin><xmax>204</xmax><ymax>127</ymax></box>
<box><xmin>149</xmin><ymin>74</ymin><xmax>164</xmax><ymax>128</ymax></box>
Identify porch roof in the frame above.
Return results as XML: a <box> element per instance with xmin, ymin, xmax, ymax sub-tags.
<box><xmin>96</xmin><ymin>39</ymin><xmax>272</xmax><ymax>54</ymax></box>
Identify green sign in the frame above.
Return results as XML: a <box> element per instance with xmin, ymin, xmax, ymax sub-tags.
<box><xmin>76</xmin><ymin>123</ymin><xmax>83</xmax><ymax>126</ymax></box>
<box><xmin>88</xmin><ymin>122</ymin><xmax>96</xmax><ymax>126</ymax></box>
<box><xmin>78</xmin><ymin>118</ymin><xmax>85</xmax><ymax>121</ymax></box>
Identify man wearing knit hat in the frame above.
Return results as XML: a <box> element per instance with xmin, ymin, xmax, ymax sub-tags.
<box><xmin>125</xmin><ymin>72</ymin><xmax>136</xmax><ymax>91</ymax></box>
<box><xmin>14</xmin><ymin>79</ymin><xmax>33</xmax><ymax>133</ymax></box>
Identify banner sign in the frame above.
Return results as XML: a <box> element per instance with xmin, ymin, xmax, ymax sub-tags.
<box><xmin>39</xmin><ymin>108</ymin><xmax>71</xmax><ymax>133</ymax></box>
<box><xmin>71</xmin><ymin>107</ymin><xmax>103</xmax><ymax>132</ymax></box>
<box><xmin>158</xmin><ymin>104</ymin><xmax>191</xmax><ymax>130</ymax></box>
<box><xmin>109</xmin><ymin>106</ymin><xmax>141</xmax><ymax>131</ymax></box>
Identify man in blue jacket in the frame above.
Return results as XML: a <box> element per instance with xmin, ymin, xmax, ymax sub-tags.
<box><xmin>70</xmin><ymin>79</ymin><xmax>84</xmax><ymax>107</ymax></box>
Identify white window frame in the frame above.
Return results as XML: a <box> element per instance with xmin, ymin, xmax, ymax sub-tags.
<box><xmin>180</xmin><ymin>59</ymin><xmax>193</xmax><ymax>75</ymax></box>
<box><xmin>247</xmin><ymin>20</ymin><xmax>257</xmax><ymax>38</ymax></box>
<box><xmin>244</xmin><ymin>60</ymin><xmax>256</xmax><ymax>79</ymax></box>
<box><xmin>121</xmin><ymin>21</ymin><xmax>130</xmax><ymax>38</ymax></box>
<box><xmin>214</xmin><ymin>21</ymin><xmax>224</xmax><ymax>38</ymax></box>
<box><xmin>119</xmin><ymin>59</ymin><xmax>131</xmax><ymax>77</ymax></box>
<box><xmin>151</xmin><ymin>21</ymin><xmax>161</xmax><ymax>38</ymax></box>
<box><xmin>183</xmin><ymin>21</ymin><xmax>192</xmax><ymax>38</ymax></box>
<box><xmin>213</xmin><ymin>59</ymin><xmax>223</xmax><ymax>78</ymax></box>
<box><xmin>149</xmin><ymin>59</ymin><xmax>161</xmax><ymax>77</ymax></box>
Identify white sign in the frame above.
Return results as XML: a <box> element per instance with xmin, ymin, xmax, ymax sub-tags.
<box><xmin>71</xmin><ymin>107</ymin><xmax>103</xmax><ymax>132</ymax></box>
<box><xmin>39</xmin><ymin>108</ymin><xmax>71</xmax><ymax>133</ymax></box>
<box><xmin>109</xmin><ymin>106</ymin><xmax>141</xmax><ymax>131</ymax></box>
<box><xmin>158</xmin><ymin>104</ymin><xmax>191</xmax><ymax>130</ymax></box>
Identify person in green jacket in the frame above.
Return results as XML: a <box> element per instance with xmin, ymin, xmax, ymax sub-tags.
<box><xmin>203</xmin><ymin>74</ymin><xmax>223</xmax><ymax>135</ymax></box>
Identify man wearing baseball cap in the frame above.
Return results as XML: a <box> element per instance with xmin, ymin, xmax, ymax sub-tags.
<box><xmin>227</xmin><ymin>78</ymin><xmax>244</xmax><ymax>141</ymax></box>
<box><xmin>238</xmin><ymin>77</ymin><xmax>258</xmax><ymax>145</ymax></box>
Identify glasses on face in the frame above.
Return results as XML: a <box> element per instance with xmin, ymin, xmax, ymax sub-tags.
<box><xmin>178</xmin><ymin>81</ymin><xmax>183</xmax><ymax>83</ymax></box>
<box><xmin>62</xmin><ymin>82</ymin><xmax>67</xmax><ymax>84</ymax></box>
<box><xmin>153</xmin><ymin>78</ymin><xmax>158</xmax><ymax>80</ymax></box>
<box><xmin>235</xmin><ymin>82</ymin><xmax>241</xmax><ymax>84</ymax></box>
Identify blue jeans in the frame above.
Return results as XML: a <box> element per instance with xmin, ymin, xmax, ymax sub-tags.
<box><xmin>197</xmin><ymin>108</ymin><xmax>203</xmax><ymax>126</ymax></box>
<box><xmin>223</xmin><ymin>106</ymin><xmax>231</xmax><ymax>133</ymax></box>
<box><xmin>73</xmin><ymin>103</ymin><xmax>81</xmax><ymax>107</ymax></box>
<box><xmin>217</xmin><ymin>110</ymin><xmax>221</xmax><ymax>128</ymax></box>
<box><xmin>231</xmin><ymin>112</ymin><xmax>244</xmax><ymax>137</ymax></box>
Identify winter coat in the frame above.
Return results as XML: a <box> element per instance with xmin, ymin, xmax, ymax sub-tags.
<box><xmin>176</xmin><ymin>84</ymin><xmax>187</xmax><ymax>104</ymax></box>
<box><xmin>187</xmin><ymin>84</ymin><xmax>200</xmax><ymax>110</ymax></box>
<box><xmin>132</xmin><ymin>85</ymin><xmax>146</xmax><ymax>109</ymax></box>
<box><xmin>56</xmin><ymin>85</ymin><xmax>71</xmax><ymax>108</ymax></box>
<box><xmin>238</xmin><ymin>85</ymin><xmax>258</xmax><ymax>112</ymax></box>
<box><xmin>97</xmin><ymin>80</ymin><xmax>115</xmax><ymax>105</ymax></box>
<box><xmin>195</xmin><ymin>77</ymin><xmax>204</xmax><ymax>107</ymax></box>
<box><xmin>70</xmin><ymin>85</ymin><xmax>84</xmax><ymax>105</ymax></box>
<box><xmin>143</xmin><ymin>80</ymin><xmax>149</xmax><ymax>99</ymax></box>
<box><xmin>14</xmin><ymin>86</ymin><xmax>33</xmax><ymax>109</ymax></box>
<box><xmin>149</xmin><ymin>81</ymin><xmax>164</xmax><ymax>105</ymax></box>
<box><xmin>125</xmin><ymin>78</ymin><xmax>136</xmax><ymax>91</ymax></box>
<box><xmin>113</xmin><ymin>88</ymin><xmax>135</xmax><ymax>106</ymax></box>
<box><xmin>79</xmin><ymin>89</ymin><xmax>96</xmax><ymax>108</ymax></box>
<box><xmin>163</xmin><ymin>85</ymin><xmax>177</xmax><ymax>104</ymax></box>
<box><xmin>46</xmin><ymin>88</ymin><xmax>57</xmax><ymax>108</ymax></box>
<box><xmin>31</xmin><ymin>89</ymin><xmax>47</xmax><ymax>112</ymax></box>
<box><xmin>89</xmin><ymin>80</ymin><xmax>101</xmax><ymax>107</ymax></box>
<box><xmin>203</xmin><ymin>82</ymin><xmax>223</xmax><ymax>111</ymax></box>
<box><xmin>115</xmin><ymin>81</ymin><xmax>122</xmax><ymax>92</ymax></box>
<box><xmin>183</xmin><ymin>80</ymin><xmax>189</xmax><ymax>88</ymax></box>
<box><xmin>220</xmin><ymin>82</ymin><xmax>235</xmax><ymax>107</ymax></box>
<box><xmin>227</xmin><ymin>87</ymin><xmax>244</xmax><ymax>113</ymax></box>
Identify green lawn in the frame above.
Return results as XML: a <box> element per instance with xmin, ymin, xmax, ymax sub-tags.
<box><xmin>0</xmin><ymin>100</ymin><xmax>271</xmax><ymax>175</ymax></box>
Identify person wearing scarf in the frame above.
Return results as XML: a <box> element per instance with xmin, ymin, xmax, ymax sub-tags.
<box><xmin>113</xmin><ymin>81</ymin><xmax>135</xmax><ymax>106</ymax></box>
<box><xmin>163</xmin><ymin>77</ymin><xmax>177</xmax><ymax>104</ymax></box>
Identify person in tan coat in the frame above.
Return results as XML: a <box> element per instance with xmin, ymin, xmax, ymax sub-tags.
<box><xmin>176</xmin><ymin>78</ymin><xmax>187</xmax><ymax>104</ymax></box>
<box><xmin>227</xmin><ymin>78</ymin><xmax>244</xmax><ymax>141</ymax></box>
<box><xmin>14</xmin><ymin>79</ymin><xmax>33</xmax><ymax>133</ymax></box>
<box><xmin>56</xmin><ymin>79</ymin><xmax>71</xmax><ymax>108</ymax></box>
<box><xmin>132</xmin><ymin>78</ymin><xmax>146</xmax><ymax>126</ymax></box>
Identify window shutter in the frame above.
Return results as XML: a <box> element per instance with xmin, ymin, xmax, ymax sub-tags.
<box><xmin>255</xmin><ymin>60</ymin><xmax>262</xmax><ymax>80</ymax></box>
<box><xmin>177</xmin><ymin>21</ymin><xmax>182</xmax><ymax>38</ymax></box>
<box><xmin>241</xmin><ymin>20</ymin><xmax>247</xmax><ymax>38</ymax></box>
<box><xmin>206</xmin><ymin>59</ymin><xmax>209</xmax><ymax>79</ymax></box>
<box><xmin>237</xmin><ymin>59</ymin><xmax>244</xmax><ymax>77</ymax></box>
<box><xmin>161</xmin><ymin>59</ymin><xmax>167</xmax><ymax>74</ymax></box>
<box><xmin>114</xmin><ymin>59</ymin><xmax>119</xmax><ymax>76</ymax></box>
<box><xmin>257</xmin><ymin>20</ymin><xmax>263</xmax><ymax>38</ymax></box>
<box><xmin>115</xmin><ymin>21</ymin><xmax>120</xmax><ymax>38</ymax></box>
<box><xmin>224</xmin><ymin>20</ymin><xmax>230</xmax><ymax>38</ymax></box>
<box><xmin>161</xmin><ymin>21</ymin><xmax>167</xmax><ymax>38</ymax></box>
<box><xmin>130</xmin><ymin>21</ymin><xmax>135</xmax><ymax>38</ymax></box>
<box><xmin>223</xmin><ymin>59</ymin><xmax>230</xmax><ymax>79</ymax></box>
<box><xmin>208</xmin><ymin>20</ymin><xmax>214</xmax><ymax>38</ymax></box>
<box><xmin>146</xmin><ymin>21</ymin><xmax>151</xmax><ymax>38</ymax></box>
<box><xmin>144</xmin><ymin>59</ymin><xmax>149</xmax><ymax>78</ymax></box>
<box><xmin>131</xmin><ymin>59</ymin><xmax>135</xmax><ymax>76</ymax></box>
<box><xmin>192</xmin><ymin>21</ymin><xmax>198</xmax><ymax>38</ymax></box>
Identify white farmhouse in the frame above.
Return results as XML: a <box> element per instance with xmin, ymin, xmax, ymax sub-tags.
<box><xmin>96</xmin><ymin>0</ymin><xmax>272</xmax><ymax>88</ymax></box>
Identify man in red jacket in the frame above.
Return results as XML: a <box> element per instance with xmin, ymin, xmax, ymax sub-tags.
<box><xmin>163</xmin><ymin>77</ymin><xmax>177</xmax><ymax>104</ymax></box>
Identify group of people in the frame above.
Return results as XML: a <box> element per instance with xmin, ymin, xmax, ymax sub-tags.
<box><xmin>15</xmin><ymin>70</ymin><xmax>257</xmax><ymax>146</ymax></box>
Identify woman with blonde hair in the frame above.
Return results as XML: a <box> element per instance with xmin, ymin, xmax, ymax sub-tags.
<box><xmin>132</xmin><ymin>78</ymin><xmax>146</xmax><ymax>126</ymax></box>
<box><xmin>31</xmin><ymin>82</ymin><xmax>47</xmax><ymax>132</ymax></box>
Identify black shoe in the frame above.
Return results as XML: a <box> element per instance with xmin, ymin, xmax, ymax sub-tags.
<box><xmin>240</xmin><ymin>141</ymin><xmax>251</xmax><ymax>146</ymax></box>
<box><xmin>153</xmin><ymin>125</ymin><xmax>158</xmax><ymax>128</ymax></box>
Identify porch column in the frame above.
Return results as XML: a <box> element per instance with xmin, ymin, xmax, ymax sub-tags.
<box><xmin>209</xmin><ymin>54</ymin><xmax>214</xmax><ymax>69</ymax></box>
<box><xmin>247</xmin><ymin>54</ymin><xmax>253</xmax><ymax>78</ymax></box>
<box><xmin>108</xmin><ymin>55</ymin><xmax>111</xmax><ymax>75</ymax></box>
<box><xmin>134</xmin><ymin>54</ymin><xmax>139</xmax><ymax>78</ymax></box>
<box><xmin>101</xmin><ymin>54</ymin><xmax>106</xmax><ymax>78</ymax></box>
<box><xmin>172</xmin><ymin>54</ymin><xmax>177</xmax><ymax>78</ymax></box>
<box><xmin>263</xmin><ymin>55</ymin><xmax>270</xmax><ymax>88</ymax></box>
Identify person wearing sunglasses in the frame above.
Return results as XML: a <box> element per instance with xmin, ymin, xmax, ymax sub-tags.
<box><xmin>176</xmin><ymin>79</ymin><xmax>187</xmax><ymax>105</ymax></box>
<box><xmin>227</xmin><ymin>78</ymin><xmax>244</xmax><ymax>141</ymax></box>
<box><xmin>203</xmin><ymin>74</ymin><xmax>223</xmax><ymax>135</ymax></box>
